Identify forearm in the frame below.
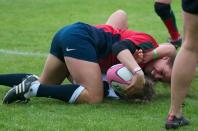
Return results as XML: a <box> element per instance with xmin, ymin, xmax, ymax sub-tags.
<box><xmin>155</xmin><ymin>44</ymin><xmax>176</xmax><ymax>59</ymax></box>
<box><xmin>117</xmin><ymin>49</ymin><xmax>145</xmax><ymax>97</ymax></box>
<box><xmin>117</xmin><ymin>49</ymin><xmax>142</xmax><ymax>74</ymax></box>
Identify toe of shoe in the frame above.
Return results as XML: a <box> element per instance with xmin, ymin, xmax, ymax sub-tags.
<box><xmin>2</xmin><ymin>88</ymin><xmax>16</xmax><ymax>104</ymax></box>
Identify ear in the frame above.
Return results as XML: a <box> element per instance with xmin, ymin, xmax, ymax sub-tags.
<box><xmin>163</xmin><ymin>56</ymin><xmax>173</xmax><ymax>66</ymax></box>
<box><xmin>162</xmin><ymin>56</ymin><xmax>170</xmax><ymax>60</ymax></box>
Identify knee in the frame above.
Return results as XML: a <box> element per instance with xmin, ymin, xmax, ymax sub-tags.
<box><xmin>115</xmin><ymin>9</ymin><xmax>127</xmax><ymax>16</ymax></box>
<box><xmin>87</xmin><ymin>94</ymin><xmax>103</xmax><ymax>104</ymax></box>
<box><xmin>112</xmin><ymin>9</ymin><xmax>127</xmax><ymax>20</ymax></box>
<box><xmin>87</xmin><ymin>88</ymin><xmax>103</xmax><ymax>104</ymax></box>
<box><xmin>183</xmin><ymin>38</ymin><xmax>198</xmax><ymax>53</ymax></box>
<box><xmin>77</xmin><ymin>88</ymin><xmax>103</xmax><ymax>104</ymax></box>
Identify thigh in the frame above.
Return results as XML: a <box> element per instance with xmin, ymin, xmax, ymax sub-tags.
<box><xmin>183</xmin><ymin>12</ymin><xmax>198</xmax><ymax>51</ymax></box>
<box><xmin>64</xmin><ymin>57</ymin><xmax>103</xmax><ymax>103</ymax></box>
<box><xmin>39</xmin><ymin>54</ymin><xmax>69</xmax><ymax>84</ymax></box>
<box><xmin>105</xmin><ymin>9</ymin><xmax>128</xmax><ymax>30</ymax></box>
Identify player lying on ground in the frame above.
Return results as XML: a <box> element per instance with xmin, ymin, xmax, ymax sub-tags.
<box><xmin>105</xmin><ymin>10</ymin><xmax>176</xmax><ymax>83</ymax></box>
<box><xmin>0</xmin><ymin>10</ymin><xmax>176</xmax><ymax>104</ymax></box>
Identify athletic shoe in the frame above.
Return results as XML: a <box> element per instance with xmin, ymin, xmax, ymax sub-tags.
<box><xmin>2</xmin><ymin>75</ymin><xmax>38</xmax><ymax>104</ymax></box>
<box><xmin>165</xmin><ymin>114</ymin><xmax>190</xmax><ymax>129</ymax></box>
<box><xmin>168</xmin><ymin>37</ymin><xmax>182</xmax><ymax>49</ymax></box>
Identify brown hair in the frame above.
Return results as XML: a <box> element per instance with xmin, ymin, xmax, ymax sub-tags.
<box><xmin>123</xmin><ymin>76</ymin><xmax>155</xmax><ymax>102</ymax></box>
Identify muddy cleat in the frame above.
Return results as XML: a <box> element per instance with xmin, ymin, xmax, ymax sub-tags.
<box><xmin>168</xmin><ymin>37</ymin><xmax>182</xmax><ymax>49</ymax></box>
<box><xmin>165</xmin><ymin>114</ymin><xmax>189</xmax><ymax>129</ymax></box>
<box><xmin>2</xmin><ymin>75</ymin><xmax>38</xmax><ymax>104</ymax></box>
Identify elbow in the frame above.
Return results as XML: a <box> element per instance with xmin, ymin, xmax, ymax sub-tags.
<box><xmin>169</xmin><ymin>44</ymin><xmax>177</xmax><ymax>55</ymax></box>
<box><xmin>168</xmin><ymin>44</ymin><xmax>177</xmax><ymax>62</ymax></box>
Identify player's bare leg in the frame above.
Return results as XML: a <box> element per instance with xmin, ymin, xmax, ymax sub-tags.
<box><xmin>165</xmin><ymin>11</ymin><xmax>198</xmax><ymax>129</ymax></box>
<box><xmin>169</xmin><ymin>12</ymin><xmax>198</xmax><ymax>117</ymax></box>
<box><xmin>64</xmin><ymin>57</ymin><xmax>103</xmax><ymax>103</ymax></box>
<box><xmin>39</xmin><ymin>54</ymin><xmax>69</xmax><ymax>84</ymax></box>
<box><xmin>106</xmin><ymin>9</ymin><xmax>128</xmax><ymax>30</ymax></box>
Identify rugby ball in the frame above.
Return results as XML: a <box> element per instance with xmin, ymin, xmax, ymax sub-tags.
<box><xmin>106</xmin><ymin>64</ymin><xmax>133</xmax><ymax>94</ymax></box>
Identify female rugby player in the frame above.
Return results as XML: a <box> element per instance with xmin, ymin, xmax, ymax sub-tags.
<box><xmin>1</xmin><ymin>10</ymin><xmax>176</xmax><ymax>104</ymax></box>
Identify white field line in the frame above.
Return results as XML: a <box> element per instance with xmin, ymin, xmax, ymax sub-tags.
<box><xmin>2</xmin><ymin>48</ymin><xmax>198</xmax><ymax>71</ymax></box>
<box><xmin>0</xmin><ymin>49</ymin><xmax>47</xmax><ymax>57</ymax></box>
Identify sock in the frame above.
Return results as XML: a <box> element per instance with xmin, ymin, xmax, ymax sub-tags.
<box><xmin>35</xmin><ymin>83</ymin><xmax>84</xmax><ymax>103</ymax></box>
<box><xmin>103</xmin><ymin>81</ymin><xmax>120</xmax><ymax>99</ymax></box>
<box><xmin>24</xmin><ymin>81</ymin><xmax>40</xmax><ymax>98</ymax></box>
<box><xmin>103</xmin><ymin>81</ymin><xmax>110</xmax><ymax>97</ymax></box>
<box><xmin>154</xmin><ymin>2</ymin><xmax>180</xmax><ymax>40</ymax></box>
<box><xmin>0</xmin><ymin>73</ymin><xmax>31</xmax><ymax>87</ymax></box>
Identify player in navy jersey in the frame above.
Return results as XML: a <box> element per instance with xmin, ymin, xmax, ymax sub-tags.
<box><xmin>1</xmin><ymin>10</ymin><xmax>176</xmax><ymax>104</ymax></box>
<box><xmin>154</xmin><ymin>0</ymin><xmax>182</xmax><ymax>48</ymax></box>
<box><xmin>165</xmin><ymin>0</ymin><xmax>198</xmax><ymax>129</ymax></box>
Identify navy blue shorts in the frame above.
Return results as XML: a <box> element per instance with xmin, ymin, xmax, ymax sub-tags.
<box><xmin>50</xmin><ymin>22</ymin><xmax>100</xmax><ymax>63</ymax></box>
<box><xmin>182</xmin><ymin>0</ymin><xmax>198</xmax><ymax>14</ymax></box>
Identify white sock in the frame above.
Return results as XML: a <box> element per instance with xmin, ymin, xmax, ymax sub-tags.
<box><xmin>24</xmin><ymin>81</ymin><xmax>40</xmax><ymax>98</ymax></box>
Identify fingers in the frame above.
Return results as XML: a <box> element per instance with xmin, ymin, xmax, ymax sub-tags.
<box><xmin>134</xmin><ymin>49</ymin><xmax>143</xmax><ymax>56</ymax></box>
<box><xmin>123</xmin><ymin>72</ymin><xmax>145</xmax><ymax>97</ymax></box>
<box><xmin>134</xmin><ymin>49</ymin><xmax>144</xmax><ymax>63</ymax></box>
<box><xmin>134</xmin><ymin>50</ymin><xmax>139</xmax><ymax>57</ymax></box>
<box><xmin>137</xmin><ymin>49</ymin><xmax>143</xmax><ymax>56</ymax></box>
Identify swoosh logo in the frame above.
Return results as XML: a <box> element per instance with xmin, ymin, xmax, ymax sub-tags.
<box><xmin>66</xmin><ymin>48</ymin><xmax>76</xmax><ymax>51</ymax></box>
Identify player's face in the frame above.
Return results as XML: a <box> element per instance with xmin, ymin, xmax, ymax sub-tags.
<box><xmin>144</xmin><ymin>57</ymin><xmax>172</xmax><ymax>82</ymax></box>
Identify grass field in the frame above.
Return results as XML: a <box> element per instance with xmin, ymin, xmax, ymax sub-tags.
<box><xmin>0</xmin><ymin>0</ymin><xmax>198</xmax><ymax>130</ymax></box>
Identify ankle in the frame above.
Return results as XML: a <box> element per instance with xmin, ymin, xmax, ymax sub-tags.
<box><xmin>168</xmin><ymin>112</ymin><xmax>182</xmax><ymax>119</ymax></box>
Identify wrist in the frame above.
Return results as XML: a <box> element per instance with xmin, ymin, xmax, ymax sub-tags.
<box><xmin>133</xmin><ymin>67</ymin><xmax>143</xmax><ymax>74</ymax></box>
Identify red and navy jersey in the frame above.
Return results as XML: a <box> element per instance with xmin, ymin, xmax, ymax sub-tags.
<box><xmin>52</xmin><ymin>22</ymin><xmax>158</xmax><ymax>73</ymax></box>
<box><xmin>95</xmin><ymin>24</ymin><xmax>159</xmax><ymax>73</ymax></box>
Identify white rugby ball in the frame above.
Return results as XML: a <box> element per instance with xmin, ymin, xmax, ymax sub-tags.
<box><xmin>106</xmin><ymin>64</ymin><xmax>133</xmax><ymax>94</ymax></box>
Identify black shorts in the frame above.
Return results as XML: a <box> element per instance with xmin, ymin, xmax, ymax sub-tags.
<box><xmin>182</xmin><ymin>0</ymin><xmax>198</xmax><ymax>14</ymax></box>
<box><xmin>50</xmin><ymin>22</ymin><xmax>100</xmax><ymax>63</ymax></box>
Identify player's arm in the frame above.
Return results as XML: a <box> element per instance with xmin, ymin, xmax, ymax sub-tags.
<box><xmin>112</xmin><ymin>40</ymin><xmax>145</xmax><ymax>96</ymax></box>
<box><xmin>112</xmin><ymin>39</ymin><xmax>142</xmax><ymax>72</ymax></box>
<box><xmin>143</xmin><ymin>43</ymin><xmax>176</xmax><ymax>63</ymax></box>
<box><xmin>112</xmin><ymin>39</ymin><xmax>143</xmax><ymax>63</ymax></box>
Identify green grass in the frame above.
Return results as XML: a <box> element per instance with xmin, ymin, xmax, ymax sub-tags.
<box><xmin>0</xmin><ymin>0</ymin><xmax>197</xmax><ymax>130</ymax></box>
